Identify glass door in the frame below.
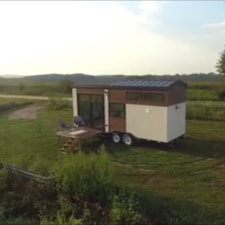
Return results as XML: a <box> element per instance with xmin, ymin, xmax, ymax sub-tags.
<box><xmin>77</xmin><ymin>94</ymin><xmax>104</xmax><ymax>130</ymax></box>
<box><xmin>77</xmin><ymin>94</ymin><xmax>92</xmax><ymax>127</ymax></box>
<box><xmin>91</xmin><ymin>95</ymin><xmax>104</xmax><ymax>130</ymax></box>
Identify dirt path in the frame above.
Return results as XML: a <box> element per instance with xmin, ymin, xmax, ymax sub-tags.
<box><xmin>0</xmin><ymin>94</ymin><xmax>72</xmax><ymax>101</ymax></box>
<box><xmin>9</xmin><ymin>102</ymin><xmax>48</xmax><ymax>120</ymax></box>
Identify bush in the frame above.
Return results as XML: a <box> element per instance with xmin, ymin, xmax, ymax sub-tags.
<box><xmin>53</xmin><ymin>146</ymin><xmax>115</xmax><ymax>206</ymax></box>
<box><xmin>48</xmin><ymin>97</ymin><xmax>71</xmax><ymax>110</ymax></box>
<box><xmin>217</xmin><ymin>89</ymin><xmax>225</xmax><ymax>100</ymax></box>
<box><xmin>59</xmin><ymin>80</ymin><xmax>73</xmax><ymax>94</ymax></box>
<box><xmin>110</xmin><ymin>189</ymin><xmax>142</xmax><ymax>225</ymax></box>
<box><xmin>186</xmin><ymin>101</ymin><xmax>225</xmax><ymax>121</ymax></box>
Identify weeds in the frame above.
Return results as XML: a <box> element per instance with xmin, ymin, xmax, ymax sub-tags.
<box><xmin>187</xmin><ymin>101</ymin><xmax>225</xmax><ymax>121</ymax></box>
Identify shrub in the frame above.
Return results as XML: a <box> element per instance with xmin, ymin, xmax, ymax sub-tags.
<box><xmin>48</xmin><ymin>97</ymin><xmax>71</xmax><ymax>110</ymax></box>
<box><xmin>53</xmin><ymin>146</ymin><xmax>115</xmax><ymax>206</ymax></box>
<box><xmin>217</xmin><ymin>89</ymin><xmax>225</xmax><ymax>100</ymax></box>
<box><xmin>186</xmin><ymin>101</ymin><xmax>225</xmax><ymax>121</ymax></box>
<box><xmin>110</xmin><ymin>188</ymin><xmax>142</xmax><ymax>225</ymax></box>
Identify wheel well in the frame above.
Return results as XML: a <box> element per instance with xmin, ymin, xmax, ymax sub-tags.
<box><xmin>111</xmin><ymin>131</ymin><xmax>123</xmax><ymax>136</ymax></box>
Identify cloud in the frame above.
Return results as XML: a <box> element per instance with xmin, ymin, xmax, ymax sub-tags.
<box><xmin>139</xmin><ymin>1</ymin><xmax>161</xmax><ymax>15</ymax></box>
<box><xmin>0</xmin><ymin>1</ymin><xmax>222</xmax><ymax>75</ymax></box>
<box><xmin>203</xmin><ymin>21</ymin><xmax>225</xmax><ymax>29</ymax></box>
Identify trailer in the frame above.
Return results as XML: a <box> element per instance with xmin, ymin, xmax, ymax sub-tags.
<box><xmin>72</xmin><ymin>78</ymin><xmax>187</xmax><ymax>146</ymax></box>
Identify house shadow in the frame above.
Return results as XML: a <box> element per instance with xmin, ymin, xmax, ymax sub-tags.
<box><xmin>93</xmin><ymin>135</ymin><xmax>225</xmax><ymax>160</ymax></box>
<box><xmin>136</xmin><ymin>188</ymin><xmax>224</xmax><ymax>225</ymax></box>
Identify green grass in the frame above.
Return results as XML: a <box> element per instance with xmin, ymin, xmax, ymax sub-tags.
<box><xmin>106</xmin><ymin>120</ymin><xmax>225</xmax><ymax>224</ymax></box>
<box><xmin>0</xmin><ymin>105</ymin><xmax>73</xmax><ymax>175</ymax></box>
<box><xmin>187</xmin><ymin>100</ymin><xmax>225</xmax><ymax>121</ymax></box>
<box><xmin>1</xmin><ymin>99</ymin><xmax>225</xmax><ymax>224</ymax></box>
<box><xmin>187</xmin><ymin>89</ymin><xmax>218</xmax><ymax>101</ymax></box>
<box><xmin>0</xmin><ymin>78</ymin><xmax>71</xmax><ymax>97</ymax></box>
<box><xmin>0</xmin><ymin>97</ymin><xmax>34</xmax><ymax>105</ymax></box>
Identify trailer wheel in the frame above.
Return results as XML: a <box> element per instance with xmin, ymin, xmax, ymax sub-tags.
<box><xmin>122</xmin><ymin>133</ymin><xmax>133</xmax><ymax>146</ymax></box>
<box><xmin>111</xmin><ymin>132</ymin><xmax>121</xmax><ymax>144</ymax></box>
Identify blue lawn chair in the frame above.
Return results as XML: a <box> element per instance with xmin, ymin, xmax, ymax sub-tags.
<box><xmin>74</xmin><ymin>115</ymin><xmax>85</xmax><ymax>127</ymax></box>
<box><xmin>58</xmin><ymin>120</ymin><xmax>71</xmax><ymax>130</ymax></box>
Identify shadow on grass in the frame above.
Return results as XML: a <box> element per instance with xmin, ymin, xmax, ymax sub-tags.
<box><xmin>98</xmin><ymin>135</ymin><xmax>225</xmax><ymax>160</ymax></box>
<box><xmin>137</xmin><ymin>189</ymin><xmax>225</xmax><ymax>225</ymax></box>
<box><xmin>61</xmin><ymin>137</ymin><xmax>225</xmax><ymax>225</ymax></box>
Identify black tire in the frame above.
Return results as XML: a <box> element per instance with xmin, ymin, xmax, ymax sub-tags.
<box><xmin>122</xmin><ymin>133</ymin><xmax>133</xmax><ymax>146</ymax></box>
<box><xmin>111</xmin><ymin>132</ymin><xmax>121</xmax><ymax>144</ymax></box>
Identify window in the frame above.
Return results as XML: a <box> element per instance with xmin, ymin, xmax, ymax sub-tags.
<box><xmin>144</xmin><ymin>93</ymin><xmax>164</xmax><ymax>102</ymax></box>
<box><xmin>109</xmin><ymin>103</ymin><xmax>125</xmax><ymax>118</ymax></box>
<box><xmin>126</xmin><ymin>92</ymin><xmax>143</xmax><ymax>100</ymax></box>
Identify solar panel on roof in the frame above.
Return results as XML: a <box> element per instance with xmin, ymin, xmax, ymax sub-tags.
<box><xmin>141</xmin><ymin>80</ymin><xmax>150</xmax><ymax>86</ymax></box>
<box><xmin>152</xmin><ymin>81</ymin><xmax>162</xmax><ymax>87</ymax></box>
<box><xmin>164</xmin><ymin>80</ymin><xmax>175</xmax><ymax>87</ymax></box>
<box><xmin>134</xmin><ymin>80</ymin><xmax>143</xmax><ymax>86</ymax></box>
<box><xmin>158</xmin><ymin>80</ymin><xmax>169</xmax><ymax>87</ymax></box>
<box><xmin>110</xmin><ymin>79</ymin><xmax>179</xmax><ymax>88</ymax></box>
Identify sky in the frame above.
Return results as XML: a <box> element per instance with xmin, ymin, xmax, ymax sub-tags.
<box><xmin>0</xmin><ymin>1</ymin><xmax>225</xmax><ymax>76</ymax></box>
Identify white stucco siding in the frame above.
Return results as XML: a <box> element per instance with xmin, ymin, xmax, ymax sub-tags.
<box><xmin>104</xmin><ymin>89</ymin><xmax>109</xmax><ymax>132</ymax></box>
<box><xmin>126</xmin><ymin>104</ymin><xmax>168</xmax><ymax>142</ymax></box>
<box><xmin>72</xmin><ymin>88</ymin><xmax>78</xmax><ymax>117</ymax></box>
<box><xmin>167</xmin><ymin>103</ymin><xmax>186</xmax><ymax>142</ymax></box>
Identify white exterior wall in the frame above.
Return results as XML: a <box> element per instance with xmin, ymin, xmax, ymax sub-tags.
<box><xmin>72</xmin><ymin>88</ymin><xmax>78</xmax><ymax>117</ymax></box>
<box><xmin>104</xmin><ymin>89</ymin><xmax>109</xmax><ymax>132</ymax></box>
<box><xmin>126</xmin><ymin>103</ymin><xmax>186</xmax><ymax>143</ymax></box>
<box><xmin>126</xmin><ymin>104</ymin><xmax>168</xmax><ymax>142</ymax></box>
<box><xmin>167</xmin><ymin>102</ymin><xmax>186</xmax><ymax>142</ymax></box>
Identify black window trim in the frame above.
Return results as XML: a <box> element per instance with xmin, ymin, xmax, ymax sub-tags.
<box><xmin>143</xmin><ymin>92</ymin><xmax>165</xmax><ymax>102</ymax></box>
<box><xmin>126</xmin><ymin>92</ymin><xmax>143</xmax><ymax>100</ymax></box>
<box><xmin>109</xmin><ymin>102</ymin><xmax>125</xmax><ymax>118</ymax></box>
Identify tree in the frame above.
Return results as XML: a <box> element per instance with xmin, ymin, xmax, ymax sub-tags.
<box><xmin>59</xmin><ymin>79</ymin><xmax>73</xmax><ymax>93</ymax></box>
<box><xmin>216</xmin><ymin>45</ymin><xmax>225</xmax><ymax>75</ymax></box>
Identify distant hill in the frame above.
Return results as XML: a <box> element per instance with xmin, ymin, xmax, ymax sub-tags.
<box><xmin>0</xmin><ymin>73</ymin><xmax>224</xmax><ymax>84</ymax></box>
<box><xmin>24</xmin><ymin>73</ymin><xmax>126</xmax><ymax>85</ymax></box>
<box><xmin>0</xmin><ymin>75</ymin><xmax>23</xmax><ymax>78</ymax></box>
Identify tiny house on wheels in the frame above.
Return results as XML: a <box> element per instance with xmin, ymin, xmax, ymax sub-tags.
<box><xmin>72</xmin><ymin>79</ymin><xmax>187</xmax><ymax>146</ymax></box>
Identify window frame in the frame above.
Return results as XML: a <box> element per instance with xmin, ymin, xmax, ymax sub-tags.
<box><xmin>126</xmin><ymin>92</ymin><xmax>143</xmax><ymax>101</ymax></box>
<box><xmin>109</xmin><ymin>103</ymin><xmax>125</xmax><ymax>118</ymax></box>
<box><xmin>143</xmin><ymin>92</ymin><xmax>165</xmax><ymax>102</ymax></box>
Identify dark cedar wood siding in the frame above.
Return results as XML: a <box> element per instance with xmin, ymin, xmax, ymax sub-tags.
<box><xmin>167</xmin><ymin>84</ymin><xmax>186</xmax><ymax>105</ymax></box>
<box><xmin>77</xmin><ymin>88</ymin><xmax>104</xmax><ymax>95</ymax></box>
<box><xmin>109</xmin><ymin>117</ymin><xmax>126</xmax><ymax>133</ymax></box>
<box><xmin>108</xmin><ymin>90</ymin><xmax>126</xmax><ymax>102</ymax></box>
<box><xmin>108</xmin><ymin>90</ymin><xmax>126</xmax><ymax>132</ymax></box>
<box><xmin>109</xmin><ymin>89</ymin><xmax>167</xmax><ymax>106</ymax></box>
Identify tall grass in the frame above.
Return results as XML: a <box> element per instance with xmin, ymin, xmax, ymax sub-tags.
<box><xmin>187</xmin><ymin>89</ymin><xmax>218</xmax><ymax>101</ymax></box>
<box><xmin>187</xmin><ymin>81</ymin><xmax>225</xmax><ymax>90</ymax></box>
<box><xmin>187</xmin><ymin>101</ymin><xmax>225</xmax><ymax>121</ymax></box>
<box><xmin>53</xmin><ymin>146</ymin><xmax>115</xmax><ymax>206</ymax></box>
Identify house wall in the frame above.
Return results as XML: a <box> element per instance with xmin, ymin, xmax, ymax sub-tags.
<box><xmin>109</xmin><ymin>117</ymin><xmax>126</xmax><ymax>133</ymax></box>
<box><xmin>108</xmin><ymin>89</ymin><xmax>126</xmax><ymax>102</ymax></box>
<box><xmin>77</xmin><ymin>88</ymin><xmax>104</xmax><ymax>95</ymax></box>
<box><xmin>126</xmin><ymin>104</ymin><xmax>168</xmax><ymax>142</ymax></box>
<box><xmin>167</xmin><ymin>102</ymin><xmax>186</xmax><ymax>142</ymax></box>
<box><xmin>167</xmin><ymin>84</ymin><xmax>186</xmax><ymax>105</ymax></box>
<box><xmin>72</xmin><ymin>85</ymin><xmax>186</xmax><ymax>139</ymax></box>
<box><xmin>108</xmin><ymin>89</ymin><xmax>126</xmax><ymax>132</ymax></box>
<box><xmin>108</xmin><ymin>89</ymin><xmax>167</xmax><ymax>106</ymax></box>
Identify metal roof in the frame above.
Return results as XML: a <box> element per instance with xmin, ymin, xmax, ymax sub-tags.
<box><xmin>72</xmin><ymin>78</ymin><xmax>187</xmax><ymax>90</ymax></box>
<box><xmin>110</xmin><ymin>79</ymin><xmax>180</xmax><ymax>88</ymax></box>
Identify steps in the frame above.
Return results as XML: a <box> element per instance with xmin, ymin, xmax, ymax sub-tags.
<box><xmin>60</xmin><ymin>137</ymin><xmax>82</xmax><ymax>154</ymax></box>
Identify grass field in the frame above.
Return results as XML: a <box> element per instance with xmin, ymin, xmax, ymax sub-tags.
<box><xmin>1</xmin><ymin>79</ymin><xmax>225</xmax><ymax>101</ymax></box>
<box><xmin>187</xmin><ymin>100</ymin><xmax>225</xmax><ymax>121</ymax></box>
<box><xmin>1</xmin><ymin>98</ymin><xmax>225</xmax><ymax>224</ymax></box>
